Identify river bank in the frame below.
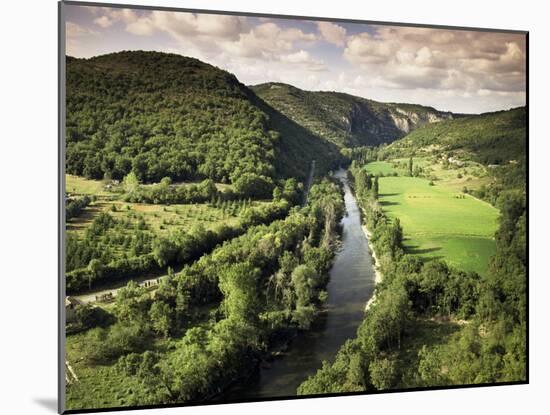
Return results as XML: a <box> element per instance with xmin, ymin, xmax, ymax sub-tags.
<box><xmin>351</xmin><ymin>189</ymin><xmax>383</xmax><ymax>311</ymax></box>
<box><xmin>221</xmin><ymin>168</ymin><xmax>378</xmax><ymax>400</ymax></box>
<box><xmin>362</xmin><ymin>222</ymin><xmax>383</xmax><ymax>311</ymax></box>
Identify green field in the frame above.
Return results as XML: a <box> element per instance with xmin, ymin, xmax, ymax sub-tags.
<box><xmin>364</xmin><ymin>161</ymin><xmax>399</xmax><ymax>176</ymax></box>
<box><xmin>377</xmin><ymin>175</ymin><xmax>498</xmax><ymax>275</ymax></box>
<box><xmin>66</xmin><ymin>175</ymin><xmax>110</xmax><ymax>196</ymax></box>
<box><xmin>65</xmin><ymin>173</ymin><xmax>263</xmax><ymax>237</ymax></box>
<box><xmin>365</xmin><ymin>158</ymin><xmax>492</xmax><ymax>192</ymax></box>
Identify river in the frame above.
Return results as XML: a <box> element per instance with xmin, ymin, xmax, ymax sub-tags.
<box><xmin>222</xmin><ymin>168</ymin><xmax>377</xmax><ymax>400</ymax></box>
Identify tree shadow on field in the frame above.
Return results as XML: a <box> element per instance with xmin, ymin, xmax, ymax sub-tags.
<box><xmin>379</xmin><ymin>193</ymin><xmax>400</xmax><ymax>197</ymax></box>
<box><xmin>380</xmin><ymin>200</ymin><xmax>399</xmax><ymax>207</ymax></box>
<box><xmin>406</xmin><ymin>245</ymin><xmax>442</xmax><ymax>255</ymax></box>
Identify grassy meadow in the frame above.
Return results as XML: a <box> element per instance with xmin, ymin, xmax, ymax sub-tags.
<box><xmin>363</xmin><ymin>161</ymin><xmax>399</xmax><ymax>176</ymax></box>
<box><xmin>66</xmin><ymin>174</ymin><xmax>111</xmax><ymax>196</ymax></box>
<box><xmin>365</xmin><ymin>158</ymin><xmax>492</xmax><ymax>192</ymax></box>
<box><xmin>376</xmin><ymin>175</ymin><xmax>498</xmax><ymax>275</ymax></box>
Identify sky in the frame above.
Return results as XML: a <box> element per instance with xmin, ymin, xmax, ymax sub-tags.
<box><xmin>65</xmin><ymin>4</ymin><xmax>526</xmax><ymax>114</ymax></box>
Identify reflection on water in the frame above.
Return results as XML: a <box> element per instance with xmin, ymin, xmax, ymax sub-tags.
<box><xmin>222</xmin><ymin>169</ymin><xmax>377</xmax><ymax>400</ymax></box>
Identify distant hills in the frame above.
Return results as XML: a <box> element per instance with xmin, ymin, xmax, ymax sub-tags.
<box><xmin>252</xmin><ymin>82</ymin><xmax>454</xmax><ymax>148</ymax></box>
<box><xmin>66</xmin><ymin>51</ymin><xmax>525</xmax><ymax>188</ymax></box>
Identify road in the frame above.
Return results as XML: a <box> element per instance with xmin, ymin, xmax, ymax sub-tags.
<box><xmin>74</xmin><ymin>274</ymin><xmax>166</xmax><ymax>304</ymax></box>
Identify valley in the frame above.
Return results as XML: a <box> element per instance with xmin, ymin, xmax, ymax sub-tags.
<box><xmin>63</xmin><ymin>50</ymin><xmax>526</xmax><ymax>410</ymax></box>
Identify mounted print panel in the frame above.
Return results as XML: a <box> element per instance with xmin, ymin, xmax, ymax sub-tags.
<box><xmin>59</xmin><ymin>1</ymin><xmax>528</xmax><ymax>413</ymax></box>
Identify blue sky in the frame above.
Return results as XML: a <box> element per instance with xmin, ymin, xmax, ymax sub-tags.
<box><xmin>65</xmin><ymin>4</ymin><xmax>526</xmax><ymax>114</ymax></box>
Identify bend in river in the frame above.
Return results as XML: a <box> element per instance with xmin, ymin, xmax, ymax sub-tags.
<box><xmin>222</xmin><ymin>168</ymin><xmax>377</xmax><ymax>400</ymax></box>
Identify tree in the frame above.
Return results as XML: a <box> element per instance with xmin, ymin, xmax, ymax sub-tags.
<box><xmin>272</xmin><ymin>186</ymin><xmax>282</xmax><ymax>201</ymax></box>
<box><xmin>75</xmin><ymin>303</ymin><xmax>109</xmax><ymax>329</ymax></box>
<box><xmin>114</xmin><ymin>281</ymin><xmax>150</xmax><ymax>323</ymax></box>
<box><xmin>408</xmin><ymin>157</ymin><xmax>413</xmax><ymax>177</ymax></box>
<box><xmin>152</xmin><ymin>237</ymin><xmax>178</xmax><ymax>268</ymax></box>
<box><xmin>87</xmin><ymin>258</ymin><xmax>102</xmax><ymax>289</ymax></box>
<box><xmin>233</xmin><ymin>173</ymin><xmax>274</xmax><ymax>199</ymax></box>
<box><xmin>149</xmin><ymin>301</ymin><xmax>172</xmax><ymax>337</ymax></box>
<box><xmin>291</xmin><ymin>264</ymin><xmax>318</xmax><ymax>307</ymax></box>
<box><xmin>373</xmin><ymin>176</ymin><xmax>379</xmax><ymax>198</ymax></box>
<box><xmin>369</xmin><ymin>357</ymin><xmax>396</xmax><ymax>390</ymax></box>
<box><xmin>160</xmin><ymin>176</ymin><xmax>172</xmax><ymax>187</ymax></box>
<box><xmin>219</xmin><ymin>263</ymin><xmax>260</xmax><ymax>322</ymax></box>
<box><xmin>123</xmin><ymin>171</ymin><xmax>140</xmax><ymax>195</ymax></box>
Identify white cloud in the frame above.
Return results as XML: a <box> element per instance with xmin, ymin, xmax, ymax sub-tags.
<box><xmin>66</xmin><ymin>21</ymin><xmax>96</xmax><ymax>37</ymax></box>
<box><xmin>65</xmin><ymin>22</ymin><xmax>100</xmax><ymax>58</ymax></box>
<box><xmin>103</xmin><ymin>8</ymin><xmax>139</xmax><ymax>24</ymax></box>
<box><xmin>126</xmin><ymin>16</ymin><xmax>156</xmax><ymax>36</ymax></box>
<box><xmin>345</xmin><ymin>32</ymin><xmax>397</xmax><ymax>64</ymax></box>
<box><xmin>280</xmin><ymin>50</ymin><xmax>326</xmax><ymax>71</ymax></box>
<box><xmin>281</xmin><ymin>50</ymin><xmax>313</xmax><ymax>63</ymax></box>
<box><xmin>317</xmin><ymin>22</ymin><xmax>347</xmax><ymax>47</ymax></box>
<box><xmin>343</xmin><ymin>26</ymin><xmax>526</xmax><ymax>96</ymax></box>
<box><xmin>93</xmin><ymin>16</ymin><xmax>113</xmax><ymax>28</ymax></box>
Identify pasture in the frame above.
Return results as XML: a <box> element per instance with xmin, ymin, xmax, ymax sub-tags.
<box><xmin>66</xmin><ymin>175</ymin><xmax>111</xmax><ymax>196</ymax></box>
<box><xmin>377</xmin><ymin>176</ymin><xmax>498</xmax><ymax>275</ymax></box>
<box><xmin>364</xmin><ymin>158</ymin><xmax>492</xmax><ymax>192</ymax></box>
<box><xmin>364</xmin><ymin>161</ymin><xmax>398</xmax><ymax>176</ymax></box>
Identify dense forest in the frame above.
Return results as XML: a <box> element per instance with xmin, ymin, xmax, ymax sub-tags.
<box><xmin>386</xmin><ymin>107</ymin><xmax>526</xmax><ymax>166</ymax></box>
<box><xmin>66</xmin><ymin>52</ymin><xmax>341</xmax><ymax>188</ymax></box>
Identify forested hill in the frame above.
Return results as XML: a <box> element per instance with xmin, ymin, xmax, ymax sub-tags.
<box><xmin>381</xmin><ymin>106</ymin><xmax>527</xmax><ymax>204</ymax></box>
<box><xmin>251</xmin><ymin>82</ymin><xmax>454</xmax><ymax>148</ymax></box>
<box><xmin>386</xmin><ymin>106</ymin><xmax>527</xmax><ymax>166</ymax></box>
<box><xmin>66</xmin><ymin>51</ymin><xmax>340</xmax><ymax>187</ymax></box>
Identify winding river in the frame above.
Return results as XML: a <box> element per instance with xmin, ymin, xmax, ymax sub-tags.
<box><xmin>223</xmin><ymin>169</ymin><xmax>377</xmax><ymax>400</ymax></box>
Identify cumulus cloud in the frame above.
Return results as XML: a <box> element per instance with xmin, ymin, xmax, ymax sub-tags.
<box><xmin>343</xmin><ymin>25</ymin><xmax>526</xmax><ymax>96</ymax></box>
<box><xmin>317</xmin><ymin>21</ymin><xmax>347</xmax><ymax>47</ymax></box>
<box><xmin>65</xmin><ymin>22</ymin><xmax>99</xmax><ymax>58</ymax></box>
<box><xmin>93</xmin><ymin>15</ymin><xmax>114</xmax><ymax>28</ymax></box>
<box><xmin>142</xmin><ymin>11</ymin><xmax>248</xmax><ymax>41</ymax></box>
<box><xmin>221</xmin><ymin>23</ymin><xmax>317</xmax><ymax>59</ymax></box>
<box><xmin>90</xmin><ymin>9</ymin><xmax>318</xmax><ymax>63</ymax></box>
<box><xmin>280</xmin><ymin>50</ymin><xmax>326</xmax><ymax>71</ymax></box>
<box><xmin>66</xmin><ymin>21</ymin><xmax>96</xmax><ymax>37</ymax></box>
